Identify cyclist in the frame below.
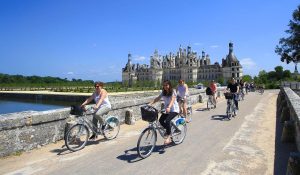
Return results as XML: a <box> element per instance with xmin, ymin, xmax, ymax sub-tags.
<box><xmin>226</xmin><ymin>78</ymin><xmax>239</xmax><ymax>110</ymax></box>
<box><xmin>176</xmin><ymin>79</ymin><xmax>190</xmax><ymax>122</ymax></box>
<box><xmin>209</xmin><ymin>80</ymin><xmax>217</xmax><ymax>106</ymax></box>
<box><xmin>149</xmin><ymin>80</ymin><xmax>179</xmax><ymax>145</ymax></box>
<box><xmin>80</xmin><ymin>81</ymin><xmax>112</xmax><ymax>140</ymax></box>
<box><xmin>239</xmin><ymin>80</ymin><xmax>245</xmax><ymax>100</ymax></box>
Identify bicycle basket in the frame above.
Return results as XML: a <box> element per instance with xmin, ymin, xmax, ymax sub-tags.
<box><xmin>70</xmin><ymin>105</ymin><xmax>84</xmax><ymax>115</ymax></box>
<box><xmin>141</xmin><ymin>105</ymin><xmax>158</xmax><ymax>122</ymax></box>
<box><xmin>224</xmin><ymin>93</ymin><xmax>233</xmax><ymax>99</ymax></box>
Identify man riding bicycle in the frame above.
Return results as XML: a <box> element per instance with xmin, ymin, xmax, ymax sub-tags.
<box><xmin>226</xmin><ymin>77</ymin><xmax>239</xmax><ymax>110</ymax></box>
<box><xmin>209</xmin><ymin>80</ymin><xmax>217</xmax><ymax>106</ymax></box>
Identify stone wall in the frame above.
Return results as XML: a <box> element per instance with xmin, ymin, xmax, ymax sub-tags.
<box><xmin>277</xmin><ymin>87</ymin><xmax>300</xmax><ymax>173</ymax></box>
<box><xmin>0</xmin><ymin>88</ymin><xmax>220</xmax><ymax>157</ymax></box>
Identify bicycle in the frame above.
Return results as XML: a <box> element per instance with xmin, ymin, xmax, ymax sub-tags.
<box><xmin>137</xmin><ymin>105</ymin><xmax>187</xmax><ymax>159</ymax></box>
<box><xmin>65</xmin><ymin>106</ymin><xmax>120</xmax><ymax>152</ymax></box>
<box><xmin>224</xmin><ymin>92</ymin><xmax>237</xmax><ymax>120</ymax></box>
<box><xmin>239</xmin><ymin>89</ymin><xmax>245</xmax><ymax>101</ymax></box>
<box><xmin>257</xmin><ymin>87</ymin><xmax>264</xmax><ymax>94</ymax></box>
<box><xmin>207</xmin><ymin>95</ymin><xmax>216</xmax><ymax>110</ymax></box>
<box><xmin>177</xmin><ymin>96</ymin><xmax>192</xmax><ymax>122</ymax></box>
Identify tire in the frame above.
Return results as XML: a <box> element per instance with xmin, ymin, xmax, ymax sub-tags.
<box><xmin>187</xmin><ymin>106</ymin><xmax>192</xmax><ymax>115</ymax></box>
<box><xmin>206</xmin><ymin>101</ymin><xmax>210</xmax><ymax>110</ymax></box>
<box><xmin>103</xmin><ymin>117</ymin><xmax>120</xmax><ymax>140</ymax></box>
<box><xmin>137</xmin><ymin>128</ymin><xmax>157</xmax><ymax>159</ymax></box>
<box><xmin>65</xmin><ymin>124</ymin><xmax>89</xmax><ymax>152</ymax></box>
<box><xmin>226</xmin><ymin>105</ymin><xmax>231</xmax><ymax>120</ymax></box>
<box><xmin>171</xmin><ymin>121</ymin><xmax>187</xmax><ymax>145</ymax></box>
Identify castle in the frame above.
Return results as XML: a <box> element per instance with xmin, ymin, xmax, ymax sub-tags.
<box><xmin>122</xmin><ymin>42</ymin><xmax>243</xmax><ymax>86</ymax></box>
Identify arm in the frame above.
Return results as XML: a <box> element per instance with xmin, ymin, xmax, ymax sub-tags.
<box><xmin>166</xmin><ymin>94</ymin><xmax>176</xmax><ymax>113</ymax></box>
<box><xmin>185</xmin><ymin>84</ymin><xmax>189</xmax><ymax>97</ymax></box>
<box><xmin>81</xmin><ymin>95</ymin><xmax>94</xmax><ymax>107</ymax></box>
<box><xmin>149</xmin><ymin>94</ymin><xmax>161</xmax><ymax>105</ymax></box>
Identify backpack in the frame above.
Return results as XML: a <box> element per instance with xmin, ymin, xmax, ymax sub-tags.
<box><xmin>206</xmin><ymin>87</ymin><xmax>213</xmax><ymax>95</ymax></box>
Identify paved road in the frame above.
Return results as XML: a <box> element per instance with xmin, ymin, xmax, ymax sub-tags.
<box><xmin>1</xmin><ymin>90</ymin><xmax>278</xmax><ymax>175</ymax></box>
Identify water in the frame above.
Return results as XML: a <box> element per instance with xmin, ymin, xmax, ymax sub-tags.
<box><xmin>0</xmin><ymin>98</ymin><xmax>70</xmax><ymax>115</ymax></box>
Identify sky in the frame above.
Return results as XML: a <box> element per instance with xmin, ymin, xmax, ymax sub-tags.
<box><xmin>0</xmin><ymin>0</ymin><xmax>299</xmax><ymax>82</ymax></box>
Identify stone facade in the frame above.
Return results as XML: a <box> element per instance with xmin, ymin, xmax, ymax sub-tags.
<box><xmin>122</xmin><ymin>42</ymin><xmax>243</xmax><ymax>86</ymax></box>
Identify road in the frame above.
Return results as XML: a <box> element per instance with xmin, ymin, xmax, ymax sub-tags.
<box><xmin>1</xmin><ymin>90</ymin><xmax>278</xmax><ymax>175</ymax></box>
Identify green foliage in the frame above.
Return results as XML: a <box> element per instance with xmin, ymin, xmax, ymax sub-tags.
<box><xmin>253</xmin><ymin>66</ymin><xmax>298</xmax><ymax>89</ymax></box>
<box><xmin>242</xmin><ymin>75</ymin><xmax>252</xmax><ymax>83</ymax></box>
<box><xmin>275</xmin><ymin>5</ymin><xmax>300</xmax><ymax>64</ymax></box>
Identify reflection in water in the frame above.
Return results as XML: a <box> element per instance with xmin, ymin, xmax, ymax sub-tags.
<box><xmin>0</xmin><ymin>97</ymin><xmax>72</xmax><ymax>115</ymax></box>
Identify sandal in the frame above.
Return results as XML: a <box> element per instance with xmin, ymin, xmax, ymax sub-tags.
<box><xmin>164</xmin><ymin>138</ymin><xmax>172</xmax><ymax>145</ymax></box>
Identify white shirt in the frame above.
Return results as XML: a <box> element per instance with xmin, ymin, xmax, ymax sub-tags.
<box><xmin>159</xmin><ymin>90</ymin><xmax>179</xmax><ymax>113</ymax></box>
<box><xmin>92</xmin><ymin>92</ymin><xmax>112</xmax><ymax>109</ymax></box>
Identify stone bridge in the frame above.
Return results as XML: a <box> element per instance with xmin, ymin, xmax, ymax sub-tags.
<box><xmin>1</xmin><ymin>86</ymin><xmax>300</xmax><ymax>174</ymax></box>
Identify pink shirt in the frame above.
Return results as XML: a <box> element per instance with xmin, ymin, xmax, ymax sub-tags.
<box><xmin>210</xmin><ymin>83</ymin><xmax>217</xmax><ymax>93</ymax></box>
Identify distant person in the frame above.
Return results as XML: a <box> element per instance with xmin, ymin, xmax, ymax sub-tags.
<box><xmin>209</xmin><ymin>80</ymin><xmax>217</xmax><ymax>105</ymax></box>
<box><xmin>226</xmin><ymin>78</ymin><xmax>239</xmax><ymax>110</ymax></box>
<box><xmin>176</xmin><ymin>79</ymin><xmax>190</xmax><ymax>122</ymax></box>
<box><xmin>80</xmin><ymin>81</ymin><xmax>111</xmax><ymax>140</ymax></box>
<box><xmin>149</xmin><ymin>80</ymin><xmax>179</xmax><ymax>145</ymax></box>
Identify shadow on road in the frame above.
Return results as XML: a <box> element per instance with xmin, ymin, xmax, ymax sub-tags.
<box><xmin>50</xmin><ymin>138</ymin><xmax>107</xmax><ymax>155</ymax></box>
<box><xmin>211</xmin><ymin>115</ymin><xmax>231</xmax><ymax>121</ymax></box>
<box><xmin>117</xmin><ymin>144</ymin><xmax>175</xmax><ymax>163</ymax></box>
<box><xmin>274</xmin><ymin>106</ymin><xmax>297</xmax><ymax>175</ymax></box>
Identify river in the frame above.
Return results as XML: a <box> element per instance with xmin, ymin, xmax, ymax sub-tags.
<box><xmin>0</xmin><ymin>98</ymin><xmax>70</xmax><ymax>115</ymax></box>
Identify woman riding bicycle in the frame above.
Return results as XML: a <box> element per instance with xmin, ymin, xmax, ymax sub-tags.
<box><xmin>80</xmin><ymin>81</ymin><xmax>112</xmax><ymax>140</ymax></box>
<box><xmin>149</xmin><ymin>80</ymin><xmax>179</xmax><ymax>145</ymax></box>
<box><xmin>176</xmin><ymin>79</ymin><xmax>189</xmax><ymax>122</ymax></box>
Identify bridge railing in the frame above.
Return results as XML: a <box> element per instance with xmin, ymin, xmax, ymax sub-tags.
<box><xmin>277</xmin><ymin>87</ymin><xmax>300</xmax><ymax>174</ymax></box>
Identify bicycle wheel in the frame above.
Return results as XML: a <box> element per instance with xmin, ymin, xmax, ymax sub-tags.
<box><xmin>65</xmin><ymin>124</ymin><xmax>89</xmax><ymax>152</ymax></box>
<box><xmin>171</xmin><ymin>122</ymin><xmax>187</xmax><ymax>145</ymax></box>
<box><xmin>187</xmin><ymin>106</ymin><xmax>192</xmax><ymax>122</ymax></box>
<box><xmin>103</xmin><ymin>117</ymin><xmax>120</xmax><ymax>140</ymax></box>
<box><xmin>206</xmin><ymin>100</ymin><xmax>210</xmax><ymax>110</ymax></box>
<box><xmin>226</xmin><ymin>105</ymin><xmax>231</xmax><ymax>120</ymax></box>
<box><xmin>137</xmin><ymin>128</ymin><xmax>157</xmax><ymax>159</ymax></box>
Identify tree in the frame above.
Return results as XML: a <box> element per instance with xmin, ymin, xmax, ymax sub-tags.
<box><xmin>242</xmin><ymin>75</ymin><xmax>252</xmax><ymax>82</ymax></box>
<box><xmin>275</xmin><ymin>5</ymin><xmax>300</xmax><ymax>64</ymax></box>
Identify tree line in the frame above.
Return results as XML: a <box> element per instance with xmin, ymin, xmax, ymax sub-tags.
<box><xmin>242</xmin><ymin>66</ymin><xmax>299</xmax><ymax>89</ymax></box>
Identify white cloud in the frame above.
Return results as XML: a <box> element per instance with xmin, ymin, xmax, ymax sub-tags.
<box><xmin>134</xmin><ymin>56</ymin><xmax>146</xmax><ymax>61</ymax></box>
<box><xmin>210</xmin><ymin>45</ymin><xmax>219</xmax><ymax>49</ymax></box>
<box><xmin>194</xmin><ymin>42</ymin><xmax>203</xmax><ymax>46</ymax></box>
<box><xmin>240</xmin><ymin>58</ymin><xmax>256</xmax><ymax>69</ymax></box>
<box><xmin>67</xmin><ymin>72</ymin><xmax>74</xmax><ymax>75</ymax></box>
<box><xmin>109</xmin><ymin>65</ymin><xmax>116</xmax><ymax>69</ymax></box>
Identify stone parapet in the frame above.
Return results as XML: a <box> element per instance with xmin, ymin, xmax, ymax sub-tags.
<box><xmin>277</xmin><ymin>87</ymin><xmax>300</xmax><ymax>173</ymax></box>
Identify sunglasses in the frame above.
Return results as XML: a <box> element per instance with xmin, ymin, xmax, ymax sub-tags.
<box><xmin>95</xmin><ymin>86</ymin><xmax>100</xmax><ymax>88</ymax></box>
